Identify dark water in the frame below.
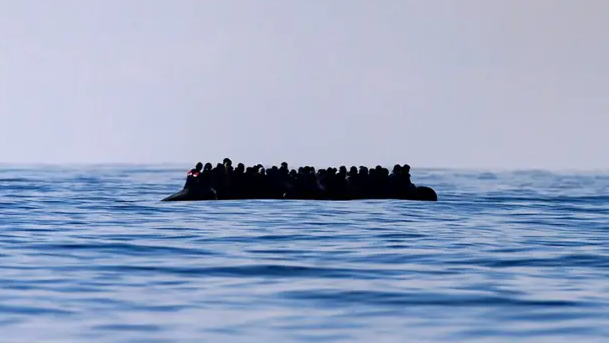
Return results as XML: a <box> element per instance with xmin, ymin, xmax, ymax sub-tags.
<box><xmin>1</xmin><ymin>166</ymin><xmax>609</xmax><ymax>342</ymax></box>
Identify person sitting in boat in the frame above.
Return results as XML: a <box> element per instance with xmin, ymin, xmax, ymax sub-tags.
<box><xmin>185</xmin><ymin>162</ymin><xmax>203</xmax><ymax>188</ymax></box>
<box><xmin>402</xmin><ymin>164</ymin><xmax>414</xmax><ymax>187</ymax></box>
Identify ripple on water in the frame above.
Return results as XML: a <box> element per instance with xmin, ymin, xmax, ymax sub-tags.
<box><xmin>0</xmin><ymin>167</ymin><xmax>609</xmax><ymax>342</ymax></box>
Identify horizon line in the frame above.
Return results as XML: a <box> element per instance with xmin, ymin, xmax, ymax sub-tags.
<box><xmin>0</xmin><ymin>162</ymin><xmax>607</xmax><ymax>174</ymax></box>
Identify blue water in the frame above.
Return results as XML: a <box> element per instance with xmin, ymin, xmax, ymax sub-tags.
<box><xmin>1</xmin><ymin>166</ymin><xmax>609</xmax><ymax>342</ymax></box>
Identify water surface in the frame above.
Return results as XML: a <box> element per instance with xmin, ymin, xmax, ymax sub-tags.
<box><xmin>1</xmin><ymin>166</ymin><xmax>608</xmax><ymax>342</ymax></box>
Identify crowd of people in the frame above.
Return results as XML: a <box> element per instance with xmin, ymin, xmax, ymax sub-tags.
<box><xmin>178</xmin><ymin>158</ymin><xmax>423</xmax><ymax>200</ymax></box>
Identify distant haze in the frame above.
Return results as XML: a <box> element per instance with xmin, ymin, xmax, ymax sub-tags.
<box><xmin>1</xmin><ymin>1</ymin><xmax>607</xmax><ymax>170</ymax></box>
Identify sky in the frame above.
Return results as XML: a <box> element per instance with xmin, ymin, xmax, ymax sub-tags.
<box><xmin>0</xmin><ymin>1</ymin><xmax>607</xmax><ymax>170</ymax></box>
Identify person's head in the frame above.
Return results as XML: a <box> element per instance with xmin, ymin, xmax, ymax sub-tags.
<box><xmin>195</xmin><ymin>162</ymin><xmax>203</xmax><ymax>171</ymax></box>
<box><xmin>223</xmin><ymin>158</ymin><xmax>232</xmax><ymax>167</ymax></box>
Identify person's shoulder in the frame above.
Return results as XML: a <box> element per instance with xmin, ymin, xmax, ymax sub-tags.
<box><xmin>187</xmin><ymin>169</ymin><xmax>200</xmax><ymax>176</ymax></box>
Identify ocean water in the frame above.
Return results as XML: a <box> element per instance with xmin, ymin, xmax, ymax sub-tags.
<box><xmin>1</xmin><ymin>166</ymin><xmax>609</xmax><ymax>343</ymax></box>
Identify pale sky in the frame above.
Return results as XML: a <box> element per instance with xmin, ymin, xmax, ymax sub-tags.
<box><xmin>0</xmin><ymin>1</ymin><xmax>607</xmax><ymax>170</ymax></box>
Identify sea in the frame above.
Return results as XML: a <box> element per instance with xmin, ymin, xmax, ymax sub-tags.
<box><xmin>1</xmin><ymin>165</ymin><xmax>608</xmax><ymax>343</ymax></box>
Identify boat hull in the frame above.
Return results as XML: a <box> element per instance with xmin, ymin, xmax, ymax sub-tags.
<box><xmin>162</xmin><ymin>185</ymin><xmax>438</xmax><ymax>202</ymax></box>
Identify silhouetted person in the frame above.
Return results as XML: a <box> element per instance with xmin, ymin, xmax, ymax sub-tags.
<box><xmin>388</xmin><ymin>164</ymin><xmax>402</xmax><ymax>197</ymax></box>
<box><xmin>402</xmin><ymin>164</ymin><xmax>414</xmax><ymax>187</ymax></box>
<box><xmin>185</xmin><ymin>162</ymin><xmax>203</xmax><ymax>188</ymax></box>
<box><xmin>211</xmin><ymin>163</ymin><xmax>227</xmax><ymax>199</ymax></box>
<box><xmin>230</xmin><ymin>163</ymin><xmax>245</xmax><ymax>199</ymax></box>
<box><xmin>223</xmin><ymin>158</ymin><xmax>233</xmax><ymax>173</ymax></box>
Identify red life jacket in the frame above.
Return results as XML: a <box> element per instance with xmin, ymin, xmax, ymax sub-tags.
<box><xmin>187</xmin><ymin>170</ymin><xmax>200</xmax><ymax>178</ymax></box>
